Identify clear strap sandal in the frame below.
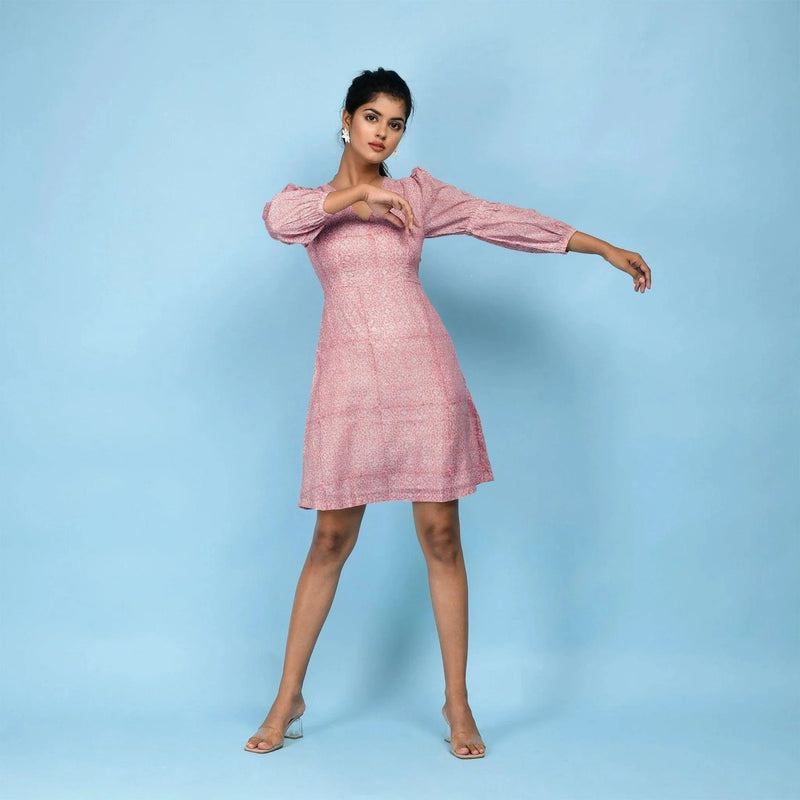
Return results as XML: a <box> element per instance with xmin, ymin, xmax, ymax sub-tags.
<box><xmin>244</xmin><ymin>713</ymin><xmax>304</xmax><ymax>754</ymax></box>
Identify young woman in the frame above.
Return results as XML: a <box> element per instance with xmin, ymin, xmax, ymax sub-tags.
<box><xmin>246</xmin><ymin>68</ymin><xmax>651</xmax><ymax>759</ymax></box>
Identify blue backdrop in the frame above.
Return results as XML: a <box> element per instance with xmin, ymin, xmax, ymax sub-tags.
<box><xmin>2</xmin><ymin>1</ymin><xmax>797</xmax><ymax>798</ymax></box>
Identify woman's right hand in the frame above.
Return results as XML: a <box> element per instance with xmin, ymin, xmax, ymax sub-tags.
<box><xmin>362</xmin><ymin>186</ymin><xmax>419</xmax><ymax>234</ymax></box>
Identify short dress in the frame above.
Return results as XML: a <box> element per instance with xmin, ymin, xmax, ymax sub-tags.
<box><xmin>263</xmin><ymin>166</ymin><xmax>576</xmax><ymax>510</ymax></box>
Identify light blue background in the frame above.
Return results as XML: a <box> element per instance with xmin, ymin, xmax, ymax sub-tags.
<box><xmin>1</xmin><ymin>1</ymin><xmax>798</xmax><ymax>798</ymax></box>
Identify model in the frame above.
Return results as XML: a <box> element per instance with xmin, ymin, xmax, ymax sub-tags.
<box><xmin>246</xmin><ymin>67</ymin><xmax>651</xmax><ymax>759</ymax></box>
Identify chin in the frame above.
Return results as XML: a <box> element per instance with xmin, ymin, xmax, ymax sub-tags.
<box><xmin>364</xmin><ymin>146</ymin><xmax>389</xmax><ymax>160</ymax></box>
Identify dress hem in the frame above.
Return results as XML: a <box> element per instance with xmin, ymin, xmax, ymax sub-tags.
<box><xmin>297</xmin><ymin>475</ymin><xmax>494</xmax><ymax>511</ymax></box>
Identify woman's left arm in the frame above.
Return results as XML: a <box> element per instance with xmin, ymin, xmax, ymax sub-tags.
<box><xmin>566</xmin><ymin>231</ymin><xmax>652</xmax><ymax>293</ymax></box>
<box><xmin>411</xmin><ymin>167</ymin><xmax>652</xmax><ymax>292</ymax></box>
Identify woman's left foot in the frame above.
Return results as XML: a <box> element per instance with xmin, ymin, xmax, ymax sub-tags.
<box><xmin>442</xmin><ymin>701</ymin><xmax>486</xmax><ymax>758</ymax></box>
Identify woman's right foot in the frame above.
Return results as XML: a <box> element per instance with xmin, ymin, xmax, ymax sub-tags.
<box><xmin>244</xmin><ymin>692</ymin><xmax>306</xmax><ymax>752</ymax></box>
<box><xmin>442</xmin><ymin>701</ymin><xmax>486</xmax><ymax>758</ymax></box>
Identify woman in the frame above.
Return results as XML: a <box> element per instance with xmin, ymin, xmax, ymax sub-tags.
<box><xmin>246</xmin><ymin>68</ymin><xmax>651</xmax><ymax>759</ymax></box>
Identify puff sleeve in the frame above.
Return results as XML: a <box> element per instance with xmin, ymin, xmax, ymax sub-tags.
<box><xmin>262</xmin><ymin>183</ymin><xmax>333</xmax><ymax>245</ymax></box>
<box><xmin>410</xmin><ymin>166</ymin><xmax>576</xmax><ymax>255</ymax></box>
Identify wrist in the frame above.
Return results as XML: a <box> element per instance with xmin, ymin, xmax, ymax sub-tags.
<box><xmin>599</xmin><ymin>242</ymin><xmax>616</xmax><ymax>260</ymax></box>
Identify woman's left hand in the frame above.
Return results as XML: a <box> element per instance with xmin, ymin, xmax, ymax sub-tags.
<box><xmin>603</xmin><ymin>246</ymin><xmax>652</xmax><ymax>293</ymax></box>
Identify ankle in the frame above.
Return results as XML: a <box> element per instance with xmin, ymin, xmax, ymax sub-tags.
<box><xmin>444</xmin><ymin>691</ymin><xmax>469</xmax><ymax>707</ymax></box>
<box><xmin>276</xmin><ymin>685</ymin><xmax>304</xmax><ymax>704</ymax></box>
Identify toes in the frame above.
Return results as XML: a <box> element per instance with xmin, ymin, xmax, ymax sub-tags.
<box><xmin>246</xmin><ymin>731</ymin><xmax>277</xmax><ymax>750</ymax></box>
<box><xmin>250</xmin><ymin>737</ymin><xmax>275</xmax><ymax>750</ymax></box>
<box><xmin>450</xmin><ymin>733</ymin><xmax>486</xmax><ymax>757</ymax></box>
<box><xmin>452</xmin><ymin>739</ymin><xmax>485</xmax><ymax>757</ymax></box>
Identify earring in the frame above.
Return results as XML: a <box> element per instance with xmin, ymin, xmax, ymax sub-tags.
<box><xmin>340</xmin><ymin>127</ymin><xmax>350</xmax><ymax>144</ymax></box>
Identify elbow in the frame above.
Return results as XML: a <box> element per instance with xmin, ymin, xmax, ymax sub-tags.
<box><xmin>263</xmin><ymin>202</ymin><xmax>286</xmax><ymax>241</ymax></box>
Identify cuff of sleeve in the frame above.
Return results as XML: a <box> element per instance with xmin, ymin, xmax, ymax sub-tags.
<box><xmin>559</xmin><ymin>225</ymin><xmax>578</xmax><ymax>254</ymax></box>
<box><xmin>320</xmin><ymin>189</ymin><xmax>334</xmax><ymax>217</ymax></box>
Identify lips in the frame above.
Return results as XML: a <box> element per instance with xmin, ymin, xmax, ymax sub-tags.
<box><xmin>369</xmin><ymin>142</ymin><xmax>385</xmax><ymax>151</ymax></box>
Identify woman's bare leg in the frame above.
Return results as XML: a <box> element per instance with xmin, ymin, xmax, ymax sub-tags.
<box><xmin>412</xmin><ymin>498</ymin><xmax>485</xmax><ymax>757</ymax></box>
<box><xmin>245</xmin><ymin>503</ymin><xmax>367</xmax><ymax>751</ymax></box>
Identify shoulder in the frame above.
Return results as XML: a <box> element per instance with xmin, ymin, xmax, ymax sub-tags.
<box><xmin>407</xmin><ymin>165</ymin><xmax>434</xmax><ymax>183</ymax></box>
<box><xmin>269</xmin><ymin>176</ymin><xmax>330</xmax><ymax>193</ymax></box>
<box><xmin>402</xmin><ymin>166</ymin><xmax>462</xmax><ymax>208</ymax></box>
<box><xmin>401</xmin><ymin>166</ymin><xmax>442</xmax><ymax>196</ymax></box>
<box><xmin>283</xmin><ymin>181</ymin><xmax>325</xmax><ymax>192</ymax></box>
<box><xmin>267</xmin><ymin>181</ymin><xmax>328</xmax><ymax>203</ymax></box>
<box><xmin>391</xmin><ymin>166</ymin><xmax>434</xmax><ymax>183</ymax></box>
<box><xmin>406</xmin><ymin>165</ymin><xmax>456</xmax><ymax>192</ymax></box>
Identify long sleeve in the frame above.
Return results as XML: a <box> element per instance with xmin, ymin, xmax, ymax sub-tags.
<box><xmin>262</xmin><ymin>183</ymin><xmax>333</xmax><ymax>245</ymax></box>
<box><xmin>410</xmin><ymin>165</ymin><xmax>576</xmax><ymax>255</ymax></box>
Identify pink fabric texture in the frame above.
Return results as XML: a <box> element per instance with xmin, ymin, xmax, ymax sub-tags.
<box><xmin>263</xmin><ymin>166</ymin><xmax>576</xmax><ymax>510</ymax></box>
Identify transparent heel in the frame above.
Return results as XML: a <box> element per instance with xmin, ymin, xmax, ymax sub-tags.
<box><xmin>284</xmin><ymin>715</ymin><xmax>303</xmax><ymax>739</ymax></box>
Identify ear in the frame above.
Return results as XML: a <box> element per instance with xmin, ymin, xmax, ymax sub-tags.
<box><xmin>341</xmin><ymin>110</ymin><xmax>351</xmax><ymax>129</ymax></box>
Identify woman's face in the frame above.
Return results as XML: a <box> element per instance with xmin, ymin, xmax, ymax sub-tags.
<box><xmin>344</xmin><ymin>93</ymin><xmax>406</xmax><ymax>163</ymax></box>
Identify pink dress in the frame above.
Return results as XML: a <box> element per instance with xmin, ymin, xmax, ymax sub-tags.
<box><xmin>263</xmin><ymin>166</ymin><xmax>576</xmax><ymax>510</ymax></box>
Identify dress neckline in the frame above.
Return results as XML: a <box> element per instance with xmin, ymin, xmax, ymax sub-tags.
<box><xmin>322</xmin><ymin>176</ymin><xmax>392</xmax><ymax>191</ymax></box>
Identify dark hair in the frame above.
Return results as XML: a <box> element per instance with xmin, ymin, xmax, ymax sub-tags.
<box><xmin>340</xmin><ymin>67</ymin><xmax>414</xmax><ymax>177</ymax></box>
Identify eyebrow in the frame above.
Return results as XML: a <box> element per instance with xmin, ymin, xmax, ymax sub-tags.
<box><xmin>364</xmin><ymin>107</ymin><xmax>405</xmax><ymax>122</ymax></box>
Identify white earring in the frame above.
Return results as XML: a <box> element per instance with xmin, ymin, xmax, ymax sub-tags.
<box><xmin>340</xmin><ymin>127</ymin><xmax>350</xmax><ymax>144</ymax></box>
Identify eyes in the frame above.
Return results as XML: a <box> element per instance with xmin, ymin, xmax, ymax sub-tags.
<box><xmin>365</xmin><ymin>113</ymin><xmax>404</xmax><ymax>131</ymax></box>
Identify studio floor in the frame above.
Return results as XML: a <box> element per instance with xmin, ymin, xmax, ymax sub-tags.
<box><xmin>3</xmin><ymin>689</ymin><xmax>797</xmax><ymax>799</ymax></box>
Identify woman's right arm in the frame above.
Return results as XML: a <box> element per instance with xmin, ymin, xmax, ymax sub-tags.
<box><xmin>327</xmin><ymin>185</ymin><xmax>418</xmax><ymax>235</ymax></box>
<box><xmin>264</xmin><ymin>182</ymin><xmax>417</xmax><ymax>245</ymax></box>
<box><xmin>322</xmin><ymin>185</ymin><xmax>368</xmax><ymax>214</ymax></box>
<box><xmin>263</xmin><ymin>182</ymin><xmax>348</xmax><ymax>245</ymax></box>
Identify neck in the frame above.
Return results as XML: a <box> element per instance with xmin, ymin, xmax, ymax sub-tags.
<box><xmin>330</xmin><ymin>153</ymin><xmax>383</xmax><ymax>188</ymax></box>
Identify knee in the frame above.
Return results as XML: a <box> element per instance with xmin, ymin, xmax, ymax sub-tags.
<box><xmin>308</xmin><ymin>524</ymin><xmax>357</xmax><ymax>566</ymax></box>
<box><xmin>419</xmin><ymin>521</ymin><xmax>462</xmax><ymax>564</ymax></box>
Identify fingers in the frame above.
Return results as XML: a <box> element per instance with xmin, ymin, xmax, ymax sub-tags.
<box><xmin>382</xmin><ymin>210</ymin><xmax>405</xmax><ymax>228</ymax></box>
<box><xmin>382</xmin><ymin>201</ymin><xmax>417</xmax><ymax>233</ymax></box>
<box><xmin>368</xmin><ymin>188</ymin><xmax>418</xmax><ymax>235</ymax></box>
<box><xmin>638</xmin><ymin>258</ymin><xmax>652</xmax><ymax>289</ymax></box>
<box><xmin>628</xmin><ymin>252</ymin><xmax>651</xmax><ymax>293</ymax></box>
<box><xmin>393</xmin><ymin>196</ymin><xmax>418</xmax><ymax>235</ymax></box>
<box><xmin>628</xmin><ymin>254</ymin><xmax>651</xmax><ymax>292</ymax></box>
